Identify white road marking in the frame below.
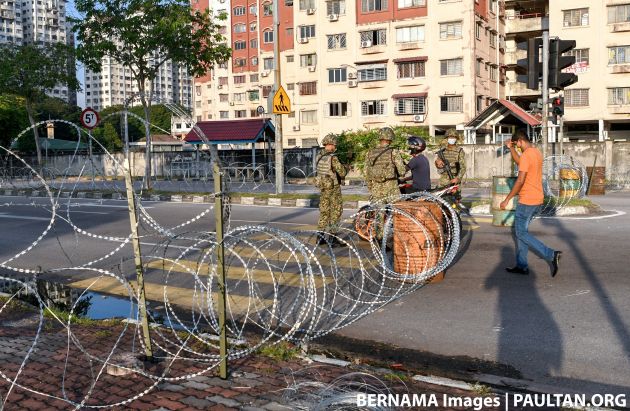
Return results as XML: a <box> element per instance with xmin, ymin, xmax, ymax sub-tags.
<box><xmin>0</xmin><ymin>213</ymin><xmax>51</xmax><ymax>221</ymax></box>
<box><xmin>564</xmin><ymin>290</ymin><xmax>590</xmax><ymax>297</ymax></box>
<box><xmin>231</xmin><ymin>219</ymin><xmax>311</xmax><ymax>226</ymax></box>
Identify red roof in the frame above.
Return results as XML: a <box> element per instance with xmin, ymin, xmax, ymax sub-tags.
<box><xmin>185</xmin><ymin>118</ymin><xmax>274</xmax><ymax>144</ymax></box>
<box><xmin>498</xmin><ymin>99</ymin><xmax>541</xmax><ymax>127</ymax></box>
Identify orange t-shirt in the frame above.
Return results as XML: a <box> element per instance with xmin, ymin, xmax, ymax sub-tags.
<box><xmin>518</xmin><ymin>147</ymin><xmax>544</xmax><ymax>205</ymax></box>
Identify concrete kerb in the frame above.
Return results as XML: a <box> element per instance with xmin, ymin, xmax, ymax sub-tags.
<box><xmin>0</xmin><ymin>189</ymin><xmax>600</xmax><ymax>215</ymax></box>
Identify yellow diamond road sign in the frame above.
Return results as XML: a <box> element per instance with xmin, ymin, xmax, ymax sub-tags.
<box><xmin>273</xmin><ymin>86</ymin><xmax>291</xmax><ymax>114</ymax></box>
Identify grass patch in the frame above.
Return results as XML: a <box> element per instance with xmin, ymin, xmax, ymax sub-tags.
<box><xmin>470</xmin><ymin>382</ymin><xmax>492</xmax><ymax>396</ymax></box>
<box><xmin>544</xmin><ymin>197</ymin><xmax>595</xmax><ymax>208</ymax></box>
<box><xmin>94</xmin><ymin>329</ymin><xmax>112</xmax><ymax>339</ymax></box>
<box><xmin>383</xmin><ymin>372</ymin><xmax>410</xmax><ymax>382</ymax></box>
<box><xmin>43</xmin><ymin>307</ymin><xmax>99</xmax><ymax>326</ymax></box>
<box><xmin>258</xmin><ymin>341</ymin><xmax>300</xmax><ymax>361</ymax></box>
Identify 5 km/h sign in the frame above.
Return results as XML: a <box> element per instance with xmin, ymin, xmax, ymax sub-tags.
<box><xmin>80</xmin><ymin>107</ymin><xmax>100</xmax><ymax>129</ymax></box>
<box><xmin>272</xmin><ymin>86</ymin><xmax>291</xmax><ymax>114</ymax></box>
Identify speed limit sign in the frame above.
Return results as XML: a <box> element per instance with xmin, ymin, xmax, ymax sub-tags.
<box><xmin>80</xmin><ymin>107</ymin><xmax>100</xmax><ymax>129</ymax></box>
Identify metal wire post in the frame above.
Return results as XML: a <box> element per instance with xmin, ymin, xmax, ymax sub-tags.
<box><xmin>214</xmin><ymin>162</ymin><xmax>228</xmax><ymax>379</ymax></box>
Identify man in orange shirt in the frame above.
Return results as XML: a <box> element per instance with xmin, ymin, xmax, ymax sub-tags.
<box><xmin>500</xmin><ymin>130</ymin><xmax>562</xmax><ymax>276</ymax></box>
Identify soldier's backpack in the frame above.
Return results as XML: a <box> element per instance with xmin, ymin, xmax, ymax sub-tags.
<box><xmin>314</xmin><ymin>153</ymin><xmax>337</xmax><ymax>190</ymax></box>
<box><xmin>365</xmin><ymin>147</ymin><xmax>398</xmax><ymax>183</ymax></box>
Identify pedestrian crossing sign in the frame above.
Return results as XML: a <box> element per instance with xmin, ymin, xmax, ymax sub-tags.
<box><xmin>272</xmin><ymin>86</ymin><xmax>291</xmax><ymax>114</ymax></box>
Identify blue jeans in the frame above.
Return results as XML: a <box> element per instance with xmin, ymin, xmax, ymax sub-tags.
<box><xmin>514</xmin><ymin>203</ymin><xmax>555</xmax><ymax>269</ymax></box>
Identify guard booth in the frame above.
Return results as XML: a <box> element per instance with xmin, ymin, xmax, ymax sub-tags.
<box><xmin>184</xmin><ymin>118</ymin><xmax>276</xmax><ymax>181</ymax></box>
<box><xmin>463</xmin><ymin>99</ymin><xmax>542</xmax><ymax>145</ymax></box>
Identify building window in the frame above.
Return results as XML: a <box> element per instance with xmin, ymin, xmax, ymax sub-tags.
<box><xmin>302</xmin><ymin>110</ymin><xmax>317</xmax><ymax>124</ymax></box>
<box><xmin>263</xmin><ymin>30</ymin><xmax>274</xmax><ymax>43</ymax></box>
<box><xmin>286</xmin><ymin>55</ymin><xmax>294</xmax><ymax>63</ymax></box>
<box><xmin>235</xmin><ymin>110</ymin><xmax>247</xmax><ymax>118</ymax></box>
<box><xmin>565</xmin><ymin>89</ymin><xmax>589</xmax><ymax>106</ymax></box>
<box><xmin>476</xmin><ymin>95</ymin><xmax>483</xmax><ymax>112</ymax></box>
<box><xmin>299</xmin><ymin>0</ymin><xmax>315</xmax><ymax>10</ymax></box>
<box><xmin>490</xmin><ymin>65</ymin><xmax>498</xmax><ymax>81</ymax></box>
<box><xmin>397</xmin><ymin>61</ymin><xmax>425</xmax><ymax>78</ymax></box>
<box><xmin>234</xmin><ymin>75</ymin><xmax>246</xmax><ymax>84</ymax></box>
<box><xmin>398</xmin><ymin>0</ymin><xmax>424</xmax><ymax>8</ymax></box>
<box><xmin>248</xmin><ymin>90</ymin><xmax>259</xmax><ymax>101</ymax></box>
<box><xmin>361</xmin><ymin>100</ymin><xmax>386</xmax><ymax>116</ymax></box>
<box><xmin>220</xmin><ymin>111</ymin><xmax>229</xmax><ymax>119</ymax></box>
<box><xmin>287</xmin><ymin>138</ymin><xmax>296</xmax><ymax>146</ymax></box>
<box><xmin>300</xmin><ymin>53</ymin><xmax>317</xmax><ymax>67</ymax></box>
<box><xmin>219</xmin><ymin>94</ymin><xmax>229</xmax><ymax>102</ymax></box>
<box><xmin>251</xmin><ymin>57</ymin><xmax>258</xmax><ymax>66</ymax></box>
<box><xmin>475</xmin><ymin>58</ymin><xmax>482</xmax><ymax>76</ymax></box>
<box><xmin>286</xmin><ymin>27</ymin><xmax>294</xmax><ymax>37</ymax></box>
<box><xmin>250</xmin><ymin>22</ymin><xmax>257</xmax><ymax>31</ymax></box>
<box><xmin>263</xmin><ymin>3</ymin><xmax>273</xmax><ymax>15</ymax></box>
<box><xmin>439</xmin><ymin>21</ymin><xmax>462</xmax><ymax>39</ymax></box>
<box><xmin>608</xmin><ymin>87</ymin><xmax>630</xmax><ymax>105</ymax></box>
<box><xmin>299</xmin><ymin>81</ymin><xmax>317</xmax><ymax>95</ymax></box>
<box><xmin>358</xmin><ymin>64</ymin><xmax>387</xmax><ymax>81</ymax></box>
<box><xmin>328</xmin><ymin>68</ymin><xmax>347</xmax><ymax>83</ymax></box>
<box><xmin>299</xmin><ymin>25</ymin><xmax>315</xmax><ymax>39</ymax></box>
<box><xmin>234</xmin><ymin>58</ymin><xmax>247</xmax><ymax>67</ymax></box>
<box><xmin>395</xmin><ymin>97</ymin><xmax>425</xmax><ymax>114</ymax></box>
<box><xmin>233</xmin><ymin>6</ymin><xmax>246</xmax><ymax>16</ymax></box>
<box><xmin>234</xmin><ymin>40</ymin><xmax>246</xmax><ymax>50</ymax></box>
<box><xmin>250</xmin><ymin>74</ymin><xmax>259</xmax><ymax>82</ymax></box>
<box><xmin>250</xmin><ymin>38</ymin><xmax>258</xmax><ymax>48</ymax></box>
<box><xmin>262</xmin><ymin>85</ymin><xmax>273</xmax><ymax>98</ymax></box>
<box><xmin>440</xmin><ymin>96</ymin><xmax>463</xmax><ymax>112</ymax></box>
<box><xmin>234</xmin><ymin>23</ymin><xmax>246</xmax><ymax>33</ymax></box>
<box><xmin>327</xmin><ymin>33</ymin><xmax>347</xmax><ymax>49</ymax></box>
<box><xmin>249</xmin><ymin>4</ymin><xmax>257</xmax><ymax>15</ymax></box>
<box><xmin>360</xmin><ymin>29</ymin><xmax>386</xmax><ymax>46</ymax></box>
<box><xmin>440</xmin><ymin>58</ymin><xmax>463</xmax><ymax>76</ymax></box>
<box><xmin>362</xmin><ymin>0</ymin><xmax>387</xmax><ymax>13</ymax></box>
<box><xmin>475</xmin><ymin>22</ymin><xmax>482</xmax><ymax>40</ymax></box>
<box><xmin>608</xmin><ymin>46</ymin><xmax>630</xmax><ymax>64</ymax></box>
<box><xmin>396</xmin><ymin>25</ymin><xmax>424</xmax><ymax>43</ymax></box>
<box><xmin>489</xmin><ymin>31</ymin><xmax>497</xmax><ymax>48</ymax></box>
<box><xmin>608</xmin><ymin>4</ymin><xmax>630</xmax><ymax>23</ymax></box>
<box><xmin>327</xmin><ymin>0</ymin><xmax>346</xmax><ymax>15</ymax></box>
<box><xmin>264</xmin><ymin>58</ymin><xmax>274</xmax><ymax>70</ymax></box>
<box><xmin>328</xmin><ymin>102</ymin><xmax>348</xmax><ymax>117</ymax></box>
<box><xmin>287</xmin><ymin>83</ymin><xmax>295</xmax><ymax>90</ymax></box>
<box><xmin>562</xmin><ymin>48</ymin><xmax>588</xmax><ymax>66</ymax></box>
<box><xmin>219</xmin><ymin>77</ymin><xmax>228</xmax><ymax>85</ymax></box>
<box><xmin>233</xmin><ymin>92</ymin><xmax>246</xmax><ymax>102</ymax></box>
<box><xmin>563</xmin><ymin>8</ymin><xmax>589</xmax><ymax>27</ymax></box>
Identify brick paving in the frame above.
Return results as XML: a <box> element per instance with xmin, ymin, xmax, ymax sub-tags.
<box><xmin>0</xmin><ymin>314</ymin><xmax>519</xmax><ymax>411</ymax></box>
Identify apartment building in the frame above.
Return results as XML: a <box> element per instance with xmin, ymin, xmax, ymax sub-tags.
<box><xmin>194</xmin><ymin>0</ymin><xmax>505</xmax><ymax>147</ymax></box>
<box><xmin>1</xmin><ymin>0</ymin><xmax>76</xmax><ymax>104</ymax></box>
<box><xmin>504</xmin><ymin>0</ymin><xmax>630</xmax><ymax>141</ymax></box>
<box><xmin>84</xmin><ymin>57</ymin><xmax>193</xmax><ymax>112</ymax></box>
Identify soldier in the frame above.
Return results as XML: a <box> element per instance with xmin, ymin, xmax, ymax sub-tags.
<box><xmin>435</xmin><ymin>128</ymin><xmax>466</xmax><ymax>205</ymax></box>
<box><xmin>364</xmin><ymin>127</ymin><xmax>406</xmax><ymax>202</ymax></box>
<box><xmin>315</xmin><ymin>133</ymin><xmax>348</xmax><ymax>247</ymax></box>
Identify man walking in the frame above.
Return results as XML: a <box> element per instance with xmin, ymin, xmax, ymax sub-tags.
<box><xmin>315</xmin><ymin>133</ymin><xmax>348</xmax><ymax>247</ymax></box>
<box><xmin>500</xmin><ymin>130</ymin><xmax>561</xmax><ymax>276</ymax></box>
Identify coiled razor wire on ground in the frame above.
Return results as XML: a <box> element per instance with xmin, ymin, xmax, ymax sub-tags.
<box><xmin>0</xmin><ymin>115</ymin><xmax>461</xmax><ymax>408</ymax></box>
<box><xmin>541</xmin><ymin>155</ymin><xmax>588</xmax><ymax>214</ymax></box>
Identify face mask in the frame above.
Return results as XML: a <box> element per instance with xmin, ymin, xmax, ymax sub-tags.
<box><xmin>447</xmin><ymin>138</ymin><xmax>457</xmax><ymax>145</ymax></box>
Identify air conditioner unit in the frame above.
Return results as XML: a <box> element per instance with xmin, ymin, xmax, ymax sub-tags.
<box><xmin>217</xmin><ymin>85</ymin><xmax>223</xmax><ymax>89</ymax></box>
<box><xmin>413</xmin><ymin>114</ymin><xmax>425</xmax><ymax>123</ymax></box>
<box><xmin>347</xmin><ymin>72</ymin><xmax>356</xmax><ymax>79</ymax></box>
<box><xmin>348</xmin><ymin>79</ymin><xmax>358</xmax><ymax>88</ymax></box>
<box><xmin>293</xmin><ymin>125</ymin><xmax>301</xmax><ymax>131</ymax></box>
<box><xmin>328</xmin><ymin>13</ymin><xmax>338</xmax><ymax>21</ymax></box>
<box><xmin>261</xmin><ymin>71</ymin><xmax>269</xmax><ymax>77</ymax></box>
<box><xmin>298</xmin><ymin>37</ymin><xmax>309</xmax><ymax>44</ymax></box>
<box><xmin>229</xmin><ymin>101</ymin><xmax>234</xmax><ymax>106</ymax></box>
<box><xmin>306</xmin><ymin>8</ymin><xmax>315</xmax><ymax>15</ymax></box>
<box><xmin>308</xmin><ymin>66</ymin><xmax>316</xmax><ymax>72</ymax></box>
<box><xmin>360</xmin><ymin>40</ymin><xmax>372</xmax><ymax>48</ymax></box>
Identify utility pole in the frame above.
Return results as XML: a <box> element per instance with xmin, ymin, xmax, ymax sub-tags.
<box><xmin>541</xmin><ymin>21</ymin><xmax>549</xmax><ymax>158</ymax></box>
<box><xmin>213</xmin><ymin>162</ymin><xmax>228</xmax><ymax>379</ymax></box>
<box><xmin>273</xmin><ymin>0</ymin><xmax>283</xmax><ymax>194</ymax></box>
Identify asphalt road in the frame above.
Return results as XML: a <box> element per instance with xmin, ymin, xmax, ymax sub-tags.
<box><xmin>0</xmin><ymin>192</ymin><xmax>628</xmax><ymax>396</ymax></box>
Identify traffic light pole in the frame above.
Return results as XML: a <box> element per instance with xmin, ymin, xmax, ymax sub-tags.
<box><xmin>541</xmin><ymin>30</ymin><xmax>549</xmax><ymax>158</ymax></box>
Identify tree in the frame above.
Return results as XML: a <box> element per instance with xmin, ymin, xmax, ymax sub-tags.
<box><xmin>0</xmin><ymin>44</ymin><xmax>79</xmax><ymax>167</ymax></box>
<box><xmin>93</xmin><ymin>122</ymin><xmax>123</xmax><ymax>152</ymax></box>
<box><xmin>0</xmin><ymin>95</ymin><xmax>29</xmax><ymax>149</ymax></box>
<box><xmin>73</xmin><ymin>0</ymin><xmax>232</xmax><ymax>189</ymax></box>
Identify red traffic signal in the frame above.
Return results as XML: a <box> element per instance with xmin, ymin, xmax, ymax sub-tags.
<box><xmin>552</xmin><ymin>96</ymin><xmax>564</xmax><ymax>116</ymax></box>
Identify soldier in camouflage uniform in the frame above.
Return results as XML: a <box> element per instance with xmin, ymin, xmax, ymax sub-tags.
<box><xmin>435</xmin><ymin>128</ymin><xmax>467</xmax><ymax>204</ymax></box>
<box><xmin>364</xmin><ymin>127</ymin><xmax>406</xmax><ymax>202</ymax></box>
<box><xmin>315</xmin><ymin>133</ymin><xmax>348</xmax><ymax>247</ymax></box>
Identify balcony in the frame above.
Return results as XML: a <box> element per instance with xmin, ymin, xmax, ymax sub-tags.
<box><xmin>360</xmin><ymin>44</ymin><xmax>387</xmax><ymax>55</ymax></box>
<box><xmin>508</xmin><ymin>81</ymin><xmax>539</xmax><ymax>97</ymax></box>
<box><xmin>609</xmin><ymin>105</ymin><xmax>630</xmax><ymax>114</ymax></box>
<box><xmin>506</xmin><ymin>14</ymin><xmax>543</xmax><ymax>34</ymax></box>
<box><xmin>504</xmin><ymin>48</ymin><xmax>525</xmax><ymax>66</ymax></box>
<box><xmin>609</xmin><ymin>22</ymin><xmax>630</xmax><ymax>33</ymax></box>
<box><xmin>608</xmin><ymin>64</ymin><xmax>630</xmax><ymax>74</ymax></box>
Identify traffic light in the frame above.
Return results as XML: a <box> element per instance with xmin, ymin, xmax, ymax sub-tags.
<box><xmin>551</xmin><ymin>96</ymin><xmax>564</xmax><ymax>116</ymax></box>
<box><xmin>548</xmin><ymin>38</ymin><xmax>578</xmax><ymax>90</ymax></box>
<box><xmin>516</xmin><ymin>38</ymin><xmax>542</xmax><ymax>90</ymax></box>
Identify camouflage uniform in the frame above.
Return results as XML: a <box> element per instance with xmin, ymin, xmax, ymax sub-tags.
<box><xmin>316</xmin><ymin>137</ymin><xmax>348</xmax><ymax>234</ymax></box>
<box><xmin>436</xmin><ymin>129</ymin><xmax>467</xmax><ymax>200</ymax></box>
<box><xmin>365</xmin><ymin>128</ymin><xmax>406</xmax><ymax>202</ymax></box>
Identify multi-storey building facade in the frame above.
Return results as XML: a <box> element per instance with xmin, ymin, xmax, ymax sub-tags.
<box><xmin>195</xmin><ymin>0</ymin><xmax>505</xmax><ymax>147</ymax></box>
<box><xmin>84</xmin><ymin>57</ymin><xmax>193</xmax><ymax>112</ymax></box>
<box><xmin>1</xmin><ymin>0</ymin><xmax>76</xmax><ymax>104</ymax></box>
<box><xmin>505</xmin><ymin>0</ymin><xmax>630</xmax><ymax>141</ymax></box>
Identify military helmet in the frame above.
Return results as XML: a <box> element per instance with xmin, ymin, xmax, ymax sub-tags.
<box><xmin>378</xmin><ymin>127</ymin><xmax>395</xmax><ymax>141</ymax></box>
<box><xmin>445</xmin><ymin>128</ymin><xmax>460</xmax><ymax>139</ymax></box>
<box><xmin>322</xmin><ymin>133</ymin><xmax>338</xmax><ymax>146</ymax></box>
